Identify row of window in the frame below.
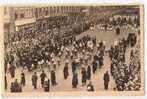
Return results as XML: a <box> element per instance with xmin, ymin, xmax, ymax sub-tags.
<box><xmin>34</xmin><ymin>6</ymin><xmax>84</xmax><ymax>18</ymax></box>
<box><xmin>6</xmin><ymin>6</ymin><xmax>136</xmax><ymax>20</ymax></box>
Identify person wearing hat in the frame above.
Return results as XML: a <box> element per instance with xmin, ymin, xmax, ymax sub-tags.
<box><xmin>51</xmin><ymin>70</ymin><xmax>57</xmax><ymax>86</ymax></box>
<box><xmin>40</xmin><ymin>70</ymin><xmax>47</xmax><ymax>88</ymax></box>
<box><xmin>32</xmin><ymin>72</ymin><xmax>38</xmax><ymax>89</ymax></box>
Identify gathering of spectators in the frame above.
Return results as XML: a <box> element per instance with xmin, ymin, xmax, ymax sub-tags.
<box><xmin>4</xmin><ymin>10</ymin><xmax>141</xmax><ymax>92</ymax></box>
<box><xmin>110</xmin><ymin>31</ymin><xmax>141</xmax><ymax>91</ymax></box>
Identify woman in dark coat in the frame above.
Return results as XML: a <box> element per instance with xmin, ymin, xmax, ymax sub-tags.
<box><xmin>72</xmin><ymin>73</ymin><xmax>78</xmax><ymax>88</ymax></box>
<box><xmin>87</xmin><ymin>65</ymin><xmax>91</xmax><ymax>80</ymax></box>
<box><xmin>63</xmin><ymin>63</ymin><xmax>69</xmax><ymax>79</ymax></box>
<box><xmin>81</xmin><ymin>67</ymin><xmax>87</xmax><ymax>86</ymax></box>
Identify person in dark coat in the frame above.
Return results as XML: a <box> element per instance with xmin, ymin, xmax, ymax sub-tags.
<box><xmin>81</xmin><ymin>67</ymin><xmax>87</xmax><ymax>86</ymax></box>
<box><xmin>44</xmin><ymin>78</ymin><xmax>50</xmax><ymax>92</ymax></box>
<box><xmin>16</xmin><ymin>83</ymin><xmax>22</xmax><ymax>92</ymax></box>
<box><xmin>99</xmin><ymin>56</ymin><xmax>103</xmax><ymax>68</ymax></box>
<box><xmin>87</xmin><ymin>81</ymin><xmax>94</xmax><ymax>91</ymax></box>
<box><xmin>72</xmin><ymin>60</ymin><xmax>76</xmax><ymax>75</ymax></box>
<box><xmin>9</xmin><ymin>64</ymin><xmax>16</xmax><ymax>78</ymax></box>
<box><xmin>116</xmin><ymin>27</ymin><xmax>120</xmax><ymax>35</ymax></box>
<box><xmin>9</xmin><ymin>54</ymin><xmax>14</xmax><ymax>65</ymax></box>
<box><xmin>5</xmin><ymin>75</ymin><xmax>7</xmax><ymax>90</ymax></box>
<box><xmin>63</xmin><ymin>63</ymin><xmax>69</xmax><ymax>79</ymax></box>
<box><xmin>10</xmin><ymin>82</ymin><xmax>15</xmax><ymax>92</ymax></box>
<box><xmin>103</xmin><ymin>71</ymin><xmax>110</xmax><ymax>90</ymax></box>
<box><xmin>32</xmin><ymin>72</ymin><xmax>38</xmax><ymax>89</ymax></box>
<box><xmin>13</xmin><ymin>79</ymin><xmax>22</xmax><ymax>92</ymax></box>
<box><xmin>51</xmin><ymin>70</ymin><xmax>57</xmax><ymax>86</ymax></box>
<box><xmin>93</xmin><ymin>54</ymin><xmax>99</xmax><ymax>61</ymax></box>
<box><xmin>104</xmin><ymin>24</ymin><xmax>108</xmax><ymax>31</ymax></box>
<box><xmin>87</xmin><ymin>65</ymin><xmax>91</xmax><ymax>80</ymax></box>
<box><xmin>92</xmin><ymin>61</ymin><xmax>97</xmax><ymax>73</ymax></box>
<box><xmin>20</xmin><ymin>71</ymin><xmax>26</xmax><ymax>86</ymax></box>
<box><xmin>72</xmin><ymin>73</ymin><xmax>78</xmax><ymax>88</ymax></box>
<box><xmin>40</xmin><ymin>70</ymin><xmax>46</xmax><ymax>88</ymax></box>
<box><xmin>13</xmin><ymin>79</ymin><xmax>19</xmax><ymax>89</ymax></box>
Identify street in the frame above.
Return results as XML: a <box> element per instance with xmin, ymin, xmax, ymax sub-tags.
<box><xmin>5</xmin><ymin>27</ymin><xmax>137</xmax><ymax>92</ymax></box>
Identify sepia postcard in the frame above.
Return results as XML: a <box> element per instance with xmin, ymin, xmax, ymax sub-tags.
<box><xmin>0</xmin><ymin>4</ymin><xmax>144</xmax><ymax>96</ymax></box>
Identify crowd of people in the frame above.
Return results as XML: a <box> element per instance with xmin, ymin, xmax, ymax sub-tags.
<box><xmin>95</xmin><ymin>15</ymin><xmax>139</xmax><ymax>31</ymax></box>
<box><xmin>6</xmin><ymin>34</ymin><xmax>105</xmax><ymax>92</ymax></box>
<box><xmin>4</xmin><ymin>14</ymin><xmax>92</xmax><ymax>74</ymax></box>
<box><xmin>109</xmin><ymin>31</ymin><xmax>141</xmax><ymax>91</ymax></box>
<box><xmin>4</xmin><ymin>11</ymin><xmax>141</xmax><ymax>92</ymax></box>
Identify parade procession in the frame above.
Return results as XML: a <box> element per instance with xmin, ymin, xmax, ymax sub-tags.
<box><xmin>2</xmin><ymin>5</ymin><xmax>143</xmax><ymax>94</ymax></box>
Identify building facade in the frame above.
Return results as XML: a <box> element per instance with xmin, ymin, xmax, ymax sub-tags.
<box><xmin>4</xmin><ymin>6</ymin><xmax>86</xmax><ymax>33</ymax></box>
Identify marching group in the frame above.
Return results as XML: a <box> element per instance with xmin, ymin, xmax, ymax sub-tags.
<box><xmin>4</xmin><ymin>13</ymin><xmax>141</xmax><ymax>92</ymax></box>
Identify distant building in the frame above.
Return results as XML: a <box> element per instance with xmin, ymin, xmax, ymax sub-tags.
<box><xmin>4</xmin><ymin>5</ymin><xmax>139</xmax><ymax>41</ymax></box>
<box><xmin>3</xmin><ymin>6</ymin><xmax>85</xmax><ymax>34</ymax></box>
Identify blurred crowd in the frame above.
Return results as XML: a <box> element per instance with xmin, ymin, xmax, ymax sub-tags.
<box><xmin>4</xmin><ymin>12</ymin><xmax>141</xmax><ymax>92</ymax></box>
<box><xmin>110</xmin><ymin>31</ymin><xmax>141</xmax><ymax>91</ymax></box>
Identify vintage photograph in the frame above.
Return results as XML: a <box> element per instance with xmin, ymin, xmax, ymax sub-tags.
<box><xmin>1</xmin><ymin>4</ymin><xmax>144</xmax><ymax>96</ymax></box>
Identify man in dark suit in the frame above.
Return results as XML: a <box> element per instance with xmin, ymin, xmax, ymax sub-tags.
<box><xmin>72</xmin><ymin>73</ymin><xmax>78</xmax><ymax>88</ymax></box>
<box><xmin>51</xmin><ymin>70</ymin><xmax>57</xmax><ymax>86</ymax></box>
<box><xmin>63</xmin><ymin>63</ymin><xmax>69</xmax><ymax>79</ymax></box>
<box><xmin>32</xmin><ymin>72</ymin><xmax>38</xmax><ymax>89</ymax></box>
<box><xmin>81</xmin><ymin>67</ymin><xmax>87</xmax><ymax>86</ymax></box>
<box><xmin>40</xmin><ymin>70</ymin><xmax>46</xmax><ymax>88</ymax></box>
<box><xmin>87</xmin><ymin>65</ymin><xmax>91</xmax><ymax>80</ymax></box>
